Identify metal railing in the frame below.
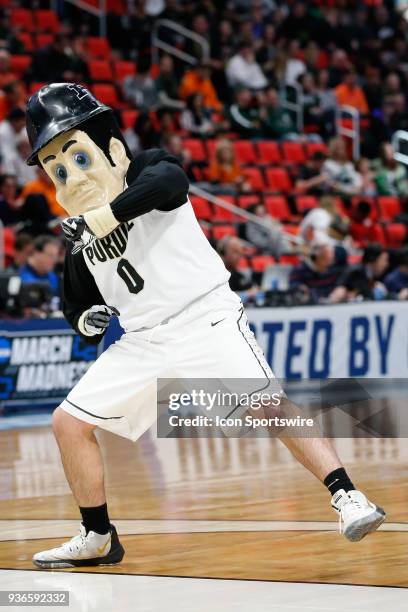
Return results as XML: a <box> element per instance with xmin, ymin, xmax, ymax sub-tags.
<box><xmin>56</xmin><ymin>0</ymin><xmax>107</xmax><ymax>38</ymax></box>
<box><xmin>392</xmin><ymin>130</ymin><xmax>408</xmax><ymax>165</ymax></box>
<box><xmin>280</xmin><ymin>83</ymin><xmax>304</xmax><ymax>133</ymax></box>
<box><xmin>151</xmin><ymin>19</ymin><xmax>210</xmax><ymax>67</ymax></box>
<box><xmin>189</xmin><ymin>184</ymin><xmax>304</xmax><ymax>248</ymax></box>
<box><xmin>336</xmin><ymin>105</ymin><xmax>360</xmax><ymax>160</ymax></box>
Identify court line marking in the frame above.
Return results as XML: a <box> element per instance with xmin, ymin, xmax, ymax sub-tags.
<box><xmin>0</xmin><ymin>519</ymin><xmax>406</xmax><ymax>542</ymax></box>
<box><xmin>0</xmin><ymin>567</ymin><xmax>407</xmax><ymax>591</ymax></box>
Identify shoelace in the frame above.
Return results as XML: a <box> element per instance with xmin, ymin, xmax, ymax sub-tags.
<box><xmin>62</xmin><ymin>532</ymin><xmax>87</xmax><ymax>554</ymax></box>
<box><xmin>338</xmin><ymin>496</ymin><xmax>364</xmax><ymax>534</ymax></box>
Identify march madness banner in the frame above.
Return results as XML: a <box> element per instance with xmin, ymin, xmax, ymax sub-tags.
<box><xmin>0</xmin><ymin>319</ymin><xmax>103</xmax><ymax>409</ymax></box>
<box><xmin>246</xmin><ymin>301</ymin><xmax>408</xmax><ymax>379</ymax></box>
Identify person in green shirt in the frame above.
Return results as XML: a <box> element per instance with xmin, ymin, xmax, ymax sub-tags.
<box><xmin>259</xmin><ymin>86</ymin><xmax>297</xmax><ymax>139</ymax></box>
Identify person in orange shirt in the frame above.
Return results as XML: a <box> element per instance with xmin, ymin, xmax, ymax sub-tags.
<box><xmin>21</xmin><ymin>168</ymin><xmax>65</xmax><ymax>217</ymax></box>
<box><xmin>178</xmin><ymin>62</ymin><xmax>222</xmax><ymax>112</ymax></box>
<box><xmin>335</xmin><ymin>70</ymin><xmax>369</xmax><ymax>115</ymax></box>
<box><xmin>208</xmin><ymin>138</ymin><xmax>250</xmax><ymax>192</ymax></box>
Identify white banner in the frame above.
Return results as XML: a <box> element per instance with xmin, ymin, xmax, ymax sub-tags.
<box><xmin>247</xmin><ymin>301</ymin><xmax>408</xmax><ymax>378</ymax></box>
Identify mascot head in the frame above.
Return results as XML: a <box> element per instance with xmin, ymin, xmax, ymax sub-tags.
<box><xmin>26</xmin><ymin>83</ymin><xmax>132</xmax><ymax>216</ymax></box>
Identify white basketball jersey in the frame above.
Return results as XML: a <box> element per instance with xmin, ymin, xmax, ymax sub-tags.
<box><xmin>81</xmin><ymin>199</ymin><xmax>230</xmax><ymax>331</ymax></box>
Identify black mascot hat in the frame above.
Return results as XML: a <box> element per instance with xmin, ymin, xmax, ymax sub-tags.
<box><xmin>26</xmin><ymin>82</ymin><xmax>112</xmax><ymax>166</ymax></box>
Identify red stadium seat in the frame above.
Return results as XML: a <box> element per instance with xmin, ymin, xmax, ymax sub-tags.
<box><xmin>11</xmin><ymin>9</ymin><xmax>34</xmax><ymax>31</ymax></box>
<box><xmin>121</xmin><ymin>109</ymin><xmax>139</xmax><ymax>129</ymax></box>
<box><xmin>350</xmin><ymin>221</ymin><xmax>385</xmax><ymax>247</ymax></box>
<box><xmin>304</xmin><ymin>142</ymin><xmax>328</xmax><ymax>158</ymax></box>
<box><xmin>242</xmin><ymin>167</ymin><xmax>265</xmax><ymax>191</ymax></box>
<box><xmin>237</xmin><ymin>257</ymin><xmax>249</xmax><ymax>270</ymax></box>
<box><xmin>377</xmin><ymin>196</ymin><xmax>401</xmax><ymax>222</ymax></box>
<box><xmin>385</xmin><ymin>223</ymin><xmax>406</xmax><ymax>248</ymax></box>
<box><xmin>238</xmin><ymin>195</ymin><xmax>260</xmax><ymax>208</ymax></box>
<box><xmin>190</xmin><ymin>196</ymin><xmax>212</xmax><ymax>220</ymax></box>
<box><xmin>88</xmin><ymin>60</ymin><xmax>113</xmax><ymax>82</ymax></box>
<box><xmin>18</xmin><ymin>32</ymin><xmax>34</xmax><ymax>52</ymax></box>
<box><xmin>251</xmin><ymin>255</ymin><xmax>275</xmax><ymax>272</ymax></box>
<box><xmin>36</xmin><ymin>33</ymin><xmax>53</xmax><ymax>48</ymax></box>
<box><xmin>280</xmin><ymin>254</ymin><xmax>300</xmax><ymax>265</ymax></box>
<box><xmin>233</xmin><ymin>140</ymin><xmax>257</xmax><ymax>165</ymax></box>
<box><xmin>264</xmin><ymin>196</ymin><xmax>291</xmax><ymax>221</ymax></box>
<box><xmin>87</xmin><ymin>37</ymin><xmax>111</xmax><ymax>60</ymax></box>
<box><xmin>212</xmin><ymin>225</ymin><xmax>238</xmax><ymax>240</ymax></box>
<box><xmin>206</xmin><ymin>139</ymin><xmax>217</xmax><ymax>160</ymax></box>
<box><xmin>183</xmin><ymin>139</ymin><xmax>206</xmax><ymax>162</ymax></box>
<box><xmin>34</xmin><ymin>9</ymin><xmax>60</xmax><ymax>32</ymax></box>
<box><xmin>29</xmin><ymin>81</ymin><xmax>46</xmax><ymax>94</ymax></box>
<box><xmin>92</xmin><ymin>84</ymin><xmax>122</xmax><ymax>108</ymax></box>
<box><xmin>113</xmin><ymin>60</ymin><xmax>136</xmax><ymax>81</ymax></box>
<box><xmin>265</xmin><ymin>167</ymin><xmax>292</xmax><ymax>193</ymax></box>
<box><xmin>295</xmin><ymin>196</ymin><xmax>318</xmax><ymax>214</ymax></box>
<box><xmin>213</xmin><ymin>206</ymin><xmax>235</xmax><ymax>222</ymax></box>
<box><xmin>10</xmin><ymin>55</ymin><xmax>31</xmax><ymax>76</ymax></box>
<box><xmin>257</xmin><ymin>141</ymin><xmax>281</xmax><ymax>164</ymax></box>
<box><xmin>281</xmin><ymin>141</ymin><xmax>306</xmax><ymax>164</ymax></box>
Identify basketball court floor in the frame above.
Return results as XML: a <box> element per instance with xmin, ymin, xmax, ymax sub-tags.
<box><xmin>0</xmin><ymin>422</ymin><xmax>407</xmax><ymax>610</ymax></box>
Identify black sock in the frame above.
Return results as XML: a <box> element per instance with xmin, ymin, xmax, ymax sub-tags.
<box><xmin>324</xmin><ymin>468</ymin><xmax>355</xmax><ymax>496</ymax></box>
<box><xmin>80</xmin><ymin>503</ymin><xmax>111</xmax><ymax>535</ymax></box>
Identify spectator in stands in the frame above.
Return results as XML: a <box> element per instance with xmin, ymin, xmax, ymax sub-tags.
<box><xmin>180</xmin><ymin>93</ymin><xmax>215</xmax><ymax>137</ymax></box>
<box><xmin>323</xmin><ymin>137</ymin><xmax>363</xmax><ymax>196</ymax></box>
<box><xmin>349</xmin><ymin>200</ymin><xmax>383</xmax><ymax>248</ymax></box>
<box><xmin>328</xmin><ymin>49</ymin><xmax>351</xmax><ymax>88</ymax></box>
<box><xmin>228</xmin><ymin>87</ymin><xmax>262</xmax><ymax>138</ymax></box>
<box><xmin>335</xmin><ymin>69</ymin><xmax>369</xmax><ymax>116</ymax></box>
<box><xmin>384</xmin><ymin>246</ymin><xmax>408</xmax><ymax>299</ymax></box>
<box><xmin>259</xmin><ymin>86</ymin><xmax>297</xmax><ymax>140</ymax></box>
<box><xmin>373</xmin><ymin>142</ymin><xmax>408</xmax><ymax>197</ymax></box>
<box><xmin>299</xmin><ymin>196</ymin><xmax>338</xmax><ymax>244</ymax></box>
<box><xmin>283</xmin><ymin>40</ymin><xmax>306</xmax><ymax>86</ymax></box>
<box><xmin>316</xmin><ymin>69</ymin><xmax>337</xmax><ymax>114</ymax></box>
<box><xmin>0</xmin><ymin>174</ymin><xmax>20</xmax><ymax>226</ymax></box>
<box><xmin>295</xmin><ymin>151</ymin><xmax>331</xmax><ymax>196</ymax></box>
<box><xmin>255</xmin><ymin>23</ymin><xmax>277</xmax><ymax>85</ymax></box>
<box><xmin>0</xmin><ymin>108</ymin><xmax>26</xmax><ymax>170</ymax></box>
<box><xmin>0</xmin><ymin>81</ymin><xmax>26</xmax><ymax>122</ymax></box>
<box><xmin>225</xmin><ymin>42</ymin><xmax>268</xmax><ymax>91</ymax></box>
<box><xmin>290</xmin><ymin>239</ymin><xmax>346</xmax><ymax>304</ymax></box>
<box><xmin>21</xmin><ymin>168</ymin><xmax>65</xmax><ymax>218</ymax></box>
<box><xmin>385</xmin><ymin>93</ymin><xmax>408</xmax><ymax>135</ymax></box>
<box><xmin>299</xmin><ymin>72</ymin><xmax>335</xmax><ymax>138</ymax></box>
<box><xmin>155</xmin><ymin>55</ymin><xmax>185</xmax><ymax>110</ymax></box>
<box><xmin>163</xmin><ymin>134</ymin><xmax>194</xmax><ymax>180</ymax></box>
<box><xmin>0</xmin><ymin>9</ymin><xmax>24</xmax><ymax>55</ymax></box>
<box><xmin>7</xmin><ymin>233</ymin><xmax>33</xmax><ymax>272</ymax></box>
<box><xmin>217</xmin><ymin>235</ymin><xmax>254</xmax><ymax>292</ymax></box>
<box><xmin>330</xmin><ymin>243</ymin><xmax>389</xmax><ymax>302</ymax></box>
<box><xmin>2</xmin><ymin>131</ymin><xmax>37</xmax><ymax>188</ymax></box>
<box><xmin>179</xmin><ymin>62</ymin><xmax>222</xmax><ymax>111</ymax></box>
<box><xmin>363</xmin><ymin>65</ymin><xmax>383</xmax><ymax>113</ymax></box>
<box><xmin>19</xmin><ymin>236</ymin><xmax>61</xmax><ymax>298</ymax></box>
<box><xmin>208</xmin><ymin>138</ymin><xmax>250</xmax><ymax>194</ymax></box>
<box><xmin>0</xmin><ymin>50</ymin><xmax>15</xmax><ymax>89</ymax></box>
<box><xmin>28</xmin><ymin>33</ymin><xmax>75</xmax><ymax>83</ymax></box>
<box><xmin>246</xmin><ymin>203</ymin><xmax>289</xmax><ymax>257</ymax></box>
<box><xmin>355</xmin><ymin>158</ymin><xmax>377</xmax><ymax>197</ymax></box>
<box><xmin>123</xmin><ymin>56</ymin><xmax>159</xmax><ymax>111</ymax></box>
<box><xmin>123</xmin><ymin>112</ymin><xmax>160</xmax><ymax>156</ymax></box>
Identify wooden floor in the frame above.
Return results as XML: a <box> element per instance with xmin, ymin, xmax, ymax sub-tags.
<box><xmin>0</xmin><ymin>425</ymin><xmax>407</xmax><ymax>587</ymax></box>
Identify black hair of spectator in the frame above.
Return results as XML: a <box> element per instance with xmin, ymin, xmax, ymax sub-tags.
<box><xmin>356</xmin><ymin>200</ymin><xmax>372</xmax><ymax>217</ymax></box>
<box><xmin>363</xmin><ymin>243</ymin><xmax>383</xmax><ymax>264</ymax></box>
<box><xmin>32</xmin><ymin>235</ymin><xmax>59</xmax><ymax>253</ymax></box>
<box><xmin>247</xmin><ymin>203</ymin><xmax>261</xmax><ymax>215</ymax></box>
<box><xmin>0</xmin><ymin>174</ymin><xmax>17</xmax><ymax>189</ymax></box>
<box><xmin>311</xmin><ymin>151</ymin><xmax>327</xmax><ymax>161</ymax></box>
<box><xmin>137</xmin><ymin>54</ymin><xmax>152</xmax><ymax>74</ymax></box>
<box><xmin>6</xmin><ymin>108</ymin><xmax>25</xmax><ymax>122</ymax></box>
<box><xmin>78</xmin><ymin>113</ymin><xmax>132</xmax><ymax>166</ymax></box>
<box><xmin>398</xmin><ymin>246</ymin><xmax>408</xmax><ymax>266</ymax></box>
<box><xmin>14</xmin><ymin>233</ymin><xmax>32</xmax><ymax>252</ymax></box>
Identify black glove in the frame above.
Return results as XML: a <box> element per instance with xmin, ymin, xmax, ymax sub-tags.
<box><xmin>79</xmin><ymin>305</ymin><xmax>120</xmax><ymax>336</ymax></box>
<box><xmin>61</xmin><ymin>216</ymin><xmax>95</xmax><ymax>254</ymax></box>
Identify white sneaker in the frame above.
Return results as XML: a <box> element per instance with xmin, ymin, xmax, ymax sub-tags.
<box><xmin>33</xmin><ymin>524</ymin><xmax>124</xmax><ymax>569</ymax></box>
<box><xmin>331</xmin><ymin>489</ymin><xmax>386</xmax><ymax>542</ymax></box>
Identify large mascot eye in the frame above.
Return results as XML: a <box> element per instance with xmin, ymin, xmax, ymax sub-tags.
<box><xmin>54</xmin><ymin>164</ymin><xmax>67</xmax><ymax>184</ymax></box>
<box><xmin>73</xmin><ymin>151</ymin><xmax>91</xmax><ymax>169</ymax></box>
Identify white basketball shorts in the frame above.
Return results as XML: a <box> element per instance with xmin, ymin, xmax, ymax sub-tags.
<box><xmin>61</xmin><ymin>283</ymin><xmax>275</xmax><ymax>441</ymax></box>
